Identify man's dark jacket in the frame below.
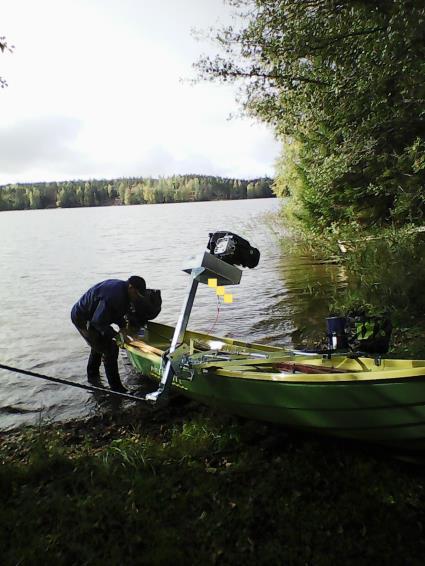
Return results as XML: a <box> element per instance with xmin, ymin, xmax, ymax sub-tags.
<box><xmin>71</xmin><ymin>279</ymin><xmax>130</xmax><ymax>340</ymax></box>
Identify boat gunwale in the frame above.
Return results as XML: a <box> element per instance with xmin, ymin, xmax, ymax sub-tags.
<box><xmin>125</xmin><ymin>343</ymin><xmax>425</xmax><ymax>384</ymax></box>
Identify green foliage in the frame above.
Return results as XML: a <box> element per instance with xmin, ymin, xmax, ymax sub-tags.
<box><xmin>330</xmin><ymin>226</ymin><xmax>425</xmax><ymax>325</ymax></box>
<box><xmin>274</xmin><ymin>220</ymin><xmax>425</xmax><ymax>356</ymax></box>
<box><xmin>197</xmin><ymin>0</ymin><xmax>425</xmax><ymax>230</ymax></box>
<box><xmin>0</xmin><ymin>175</ymin><xmax>274</xmax><ymax>211</ymax></box>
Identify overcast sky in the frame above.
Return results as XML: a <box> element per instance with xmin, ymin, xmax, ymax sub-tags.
<box><xmin>0</xmin><ymin>0</ymin><xmax>280</xmax><ymax>185</ymax></box>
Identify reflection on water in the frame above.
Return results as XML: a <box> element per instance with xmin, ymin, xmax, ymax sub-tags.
<box><xmin>0</xmin><ymin>198</ymin><xmax>345</xmax><ymax>429</ymax></box>
<box><xmin>270</xmin><ymin>255</ymin><xmax>349</xmax><ymax>348</ymax></box>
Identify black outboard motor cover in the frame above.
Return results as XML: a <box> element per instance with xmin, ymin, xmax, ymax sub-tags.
<box><xmin>207</xmin><ymin>231</ymin><xmax>260</xmax><ymax>268</ymax></box>
<box><xmin>128</xmin><ymin>288</ymin><xmax>162</xmax><ymax>327</ymax></box>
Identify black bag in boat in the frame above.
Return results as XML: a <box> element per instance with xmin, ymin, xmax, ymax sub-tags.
<box><xmin>128</xmin><ymin>288</ymin><xmax>162</xmax><ymax>327</ymax></box>
<box><xmin>207</xmin><ymin>231</ymin><xmax>260</xmax><ymax>268</ymax></box>
<box><xmin>346</xmin><ymin>312</ymin><xmax>392</xmax><ymax>354</ymax></box>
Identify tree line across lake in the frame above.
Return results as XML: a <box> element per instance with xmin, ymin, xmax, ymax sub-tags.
<box><xmin>0</xmin><ymin>174</ymin><xmax>274</xmax><ymax>211</ymax></box>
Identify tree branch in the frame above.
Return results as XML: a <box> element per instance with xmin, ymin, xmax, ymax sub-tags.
<box><xmin>306</xmin><ymin>26</ymin><xmax>388</xmax><ymax>52</ymax></box>
<box><xmin>204</xmin><ymin>65</ymin><xmax>331</xmax><ymax>86</ymax></box>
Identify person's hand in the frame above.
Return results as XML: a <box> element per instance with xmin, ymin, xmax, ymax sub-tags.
<box><xmin>114</xmin><ymin>332</ymin><xmax>125</xmax><ymax>348</ymax></box>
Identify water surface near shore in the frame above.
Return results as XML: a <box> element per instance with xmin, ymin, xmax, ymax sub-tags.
<box><xmin>0</xmin><ymin>199</ymin><xmax>345</xmax><ymax>429</ymax></box>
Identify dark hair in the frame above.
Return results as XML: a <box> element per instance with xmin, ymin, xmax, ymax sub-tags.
<box><xmin>127</xmin><ymin>275</ymin><xmax>146</xmax><ymax>294</ymax></box>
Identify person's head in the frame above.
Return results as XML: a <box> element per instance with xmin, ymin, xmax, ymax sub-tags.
<box><xmin>127</xmin><ymin>275</ymin><xmax>146</xmax><ymax>305</ymax></box>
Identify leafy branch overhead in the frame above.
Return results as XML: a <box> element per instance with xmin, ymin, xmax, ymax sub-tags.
<box><xmin>195</xmin><ymin>0</ymin><xmax>425</xmax><ymax>230</ymax></box>
<box><xmin>0</xmin><ymin>35</ymin><xmax>14</xmax><ymax>88</ymax></box>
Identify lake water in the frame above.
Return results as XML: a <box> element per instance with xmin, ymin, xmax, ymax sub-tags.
<box><xmin>0</xmin><ymin>198</ymin><xmax>345</xmax><ymax>429</ymax></box>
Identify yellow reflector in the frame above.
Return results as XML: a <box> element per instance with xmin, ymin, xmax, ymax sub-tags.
<box><xmin>216</xmin><ymin>286</ymin><xmax>225</xmax><ymax>296</ymax></box>
<box><xmin>208</xmin><ymin>278</ymin><xmax>218</xmax><ymax>288</ymax></box>
<box><xmin>224</xmin><ymin>294</ymin><xmax>233</xmax><ymax>303</ymax></box>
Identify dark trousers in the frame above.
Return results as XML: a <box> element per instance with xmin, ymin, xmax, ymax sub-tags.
<box><xmin>72</xmin><ymin>320</ymin><xmax>123</xmax><ymax>390</ymax></box>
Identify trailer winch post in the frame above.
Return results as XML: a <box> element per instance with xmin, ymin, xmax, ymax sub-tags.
<box><xmin>145</xmin><ymin>277</ymin><xmax>199</xmax><ymax>403</ymax></box>
<box><xmin>144</xmin><ymin>252</ymin><xmax>242</xmax><ymax>404</ymax></box>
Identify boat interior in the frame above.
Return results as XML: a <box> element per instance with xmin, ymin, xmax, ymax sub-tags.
<box><xmin>124</xmin><ymin>322</ymin><xmax>425</xmax><ymax>380</ymax></box>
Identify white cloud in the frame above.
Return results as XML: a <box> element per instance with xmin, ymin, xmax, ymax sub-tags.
<box><xmin>0</xmin><ymin>116</ymin><xmax>91</xmax><ymax>175</ymax></box>
<box><xmin>0</xmin><ymin>0</ymin><xmax>280</xmax><ymax>184</ymax></box>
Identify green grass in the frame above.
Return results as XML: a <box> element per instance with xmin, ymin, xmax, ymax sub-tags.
<box><xmin>2</xmin><ymin>400</ymin><xmax>425</xmax><ymax>565</ymax></box>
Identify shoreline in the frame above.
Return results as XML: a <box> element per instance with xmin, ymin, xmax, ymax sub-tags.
<box><xmin>2</xmin><ymin>396</ymin><xmax>425</xmax><ymax>564</ymax></box>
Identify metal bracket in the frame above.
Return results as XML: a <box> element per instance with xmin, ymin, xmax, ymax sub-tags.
<box><xmin>144</xmin><ymin>251</ymin><xmax>243</xmax><ymax>404</ymax></box>
<box><xmin>169</xmin><ymin>344</ymin><xmax>195</xmax><ymax>381</ymax></box>
<box><xmin>145</xmin><ymin>278</ymin><xmax>199</xmax><ymax>403</ymax></box>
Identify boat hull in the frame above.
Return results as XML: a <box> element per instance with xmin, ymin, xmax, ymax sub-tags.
<box><xmin>125</xmin><ymin>322</ymin><xmax>425</xmax><ymax>450</ymax></box>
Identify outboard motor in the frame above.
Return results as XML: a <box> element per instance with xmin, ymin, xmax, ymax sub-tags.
<box><xmin>326</xmin><ymin>313</ymin><xmax>392</xmax><ymax>354</ymax></box>
<box><xmin>129</xmin><ymin>288</ymin><xmax>162</xmax><ymax>327</ymax></box>
<box><xmin>326</xmin><ymin>316</ymin><xmax>348</xmax><ymax>351</ymax></box>
<box><xmin>207</xmin><ymin>231</ymin><xmax>260</xmax><ymax>268</ymax></box>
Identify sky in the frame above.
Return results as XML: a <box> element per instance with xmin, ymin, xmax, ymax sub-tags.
<box><xmin>0</xmin><ymin>0</ymin><xmax>280</xmax><ymax>185</ymax></box>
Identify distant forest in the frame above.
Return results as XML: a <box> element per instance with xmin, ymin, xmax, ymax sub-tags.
<box><xmin>0</xmin><ymin>175</ymin><xmax>274</xmax><ymax>211</ymax></box>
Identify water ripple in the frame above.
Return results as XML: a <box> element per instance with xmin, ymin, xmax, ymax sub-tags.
<box><xmin>0</xmin><ymin>198</ymin><xmax>341</xmax><ymax>429</ymax></box>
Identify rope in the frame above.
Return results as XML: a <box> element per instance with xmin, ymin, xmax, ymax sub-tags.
<box><xmin>0</xmin><ymin>363</ymin><xmax>148</xmax><ymax>403</ymax></box>
<box><xmin>205</xmin><ymin>296</ymin><xmax>221</xmax><ymax>335</ymax></box>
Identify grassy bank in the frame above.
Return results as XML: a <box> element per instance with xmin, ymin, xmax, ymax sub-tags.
<box><xmin>2</xmin><ymin>398</ymin><xmax>425</xmax><ymax>565</ymax></box>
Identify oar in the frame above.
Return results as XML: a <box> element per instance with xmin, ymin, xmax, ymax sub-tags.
<box><xmin>277</xmin><ymin>361</ymin><xmax>347</xmax><ymax>374</ymax></box>
<box><xmin>124</xmin><ymin>337</ymin><xmax>164</xmax><ymax>356</ymax></box>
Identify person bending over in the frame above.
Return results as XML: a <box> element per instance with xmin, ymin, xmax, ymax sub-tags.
<box><xmin>71</xmin><ymin>275</ymin><xmax>148</xmax><ymax>393</ymax></box>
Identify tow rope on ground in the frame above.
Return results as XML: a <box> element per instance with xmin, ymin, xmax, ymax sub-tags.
<box><xmin>0</xmin><ymin>363</ymin><xmax>149</xmax><ymax>403</ymax></box>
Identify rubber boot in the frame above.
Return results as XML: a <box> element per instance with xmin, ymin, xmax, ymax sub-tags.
<box><xmin>103</xmin><ymin>343</ymin><xmax>127</xmax><ymax>393</ymax></box>
<box><xmin>87</xmin><ymin>349</ymin><xmax>102</xmax><ymax>383</ymax></box>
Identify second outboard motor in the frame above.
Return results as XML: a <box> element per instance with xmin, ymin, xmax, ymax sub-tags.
<box><xmin>326</xmin><ymin>316</ymin><xmax>348</xmax><ymax>351</ymax></box>
<box><xmin>207</xmin><ymin>231</ymin><xmax>260</xmax><ymax>268</ymax></box>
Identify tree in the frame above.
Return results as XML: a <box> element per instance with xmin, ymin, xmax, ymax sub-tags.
<box><xmin>13</xmin><ymin>187</ymin><xmax>29</xmax><ymax>209</ymax></box>
<box><xmin>196</xmin><ymin>0</ymin><xmax>425</xmax><ymax>230</ymax></box>
<box><xmin>142</xmin><ymin>185</ymin><xmax>156</xmax><ymax>204</ymax></box>
<box><xmin>118</xmin><ymin>181</ymin><xmax>127</xmax><ymax>203</ymax></box>
<box><xmin>0</xmin><ymin>174</ymin><xmax>274</xmax><ymax>212</ymax></box>
<box><xmin>1</xmin><ymin>36</ymin><xmax>14</xmax><ymax>88</ymax></box>
<box><xmin>27</xmin><ymin>187</ymin><xmax>41</xmax><ymax>209</ymax></box>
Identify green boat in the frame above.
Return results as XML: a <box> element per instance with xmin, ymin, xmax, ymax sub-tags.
<box><xmin>123</xmin><ymin>233</ymin><xmax>425</xmax><ymax>451</ymax></box>
<box><xmin>124</xmin><ymin>321</ymin><xmax>425</xmax><ymax>450</ymax></box>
